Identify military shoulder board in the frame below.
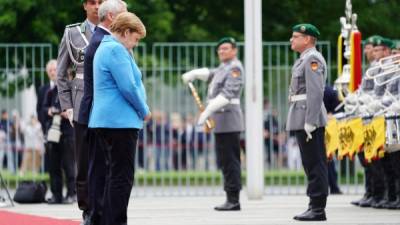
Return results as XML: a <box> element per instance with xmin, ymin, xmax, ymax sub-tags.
<box><xmin>66</xmin><ymin>23</ymin><xmax>81</xmax><ymax>28</ymax></box>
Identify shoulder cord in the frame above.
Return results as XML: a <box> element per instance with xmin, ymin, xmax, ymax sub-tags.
<box><xmin>65</xmin><ymin>26</ymin><xmax>89</xmax><ymax>66</ymax></box>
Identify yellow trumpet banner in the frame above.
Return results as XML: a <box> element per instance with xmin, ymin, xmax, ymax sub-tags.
<box><xmin>363</xmin><ymin>117</ymin><xmax>385</xmax><ymax>163</ymax></box>
<box><xmin>325</xmin><ymin>118</ymin><xmax>339</xmax><ymax>159</ymax></box>
<box><xmin>337</xmin><ymin>117</ymin><xmax>364</xmax><ymax>160</ymax></box>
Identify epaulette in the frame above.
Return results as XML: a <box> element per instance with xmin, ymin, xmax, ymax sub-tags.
<box><xmin>230</xmin><ymin>59</ymin><xmax>243</xmax><ymax>69</ymax></box>
<box><xmin>66</xmin><ymin>23</ymin><xmax>82</xmax><ymax>28</ymax></box>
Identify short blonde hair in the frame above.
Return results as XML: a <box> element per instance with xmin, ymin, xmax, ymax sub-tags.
<box><xmin>110</xmin><ymin>12</ymin><xmax>146</xmax><ymax>38</ymax></box>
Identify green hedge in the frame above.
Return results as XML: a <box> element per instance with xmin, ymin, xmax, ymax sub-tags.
<box><xmin>0</xmin><ymin>170</ymin><xmax>364</xmax><ymax>188</ymax></box>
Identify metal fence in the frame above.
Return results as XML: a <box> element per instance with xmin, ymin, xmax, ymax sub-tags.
<box><xmin>0</xmin><ymin>42</ymin><xmax>364</xmax><ymax>197</ymax></box>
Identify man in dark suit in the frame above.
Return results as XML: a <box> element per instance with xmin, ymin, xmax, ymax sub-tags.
<box><xmin>43</xmin><ymin>84</ymin><xmax>76</xmax><ymax>205</ymax></box>
<box><xmin>36</xmin><ymin>59</ymin><xmax>57</xmax><ymax>173</ymax></box>
<box><xmin>80</xmin><ymin>1</ymin><xmax>127</xmax><ymax>224</ymax></box>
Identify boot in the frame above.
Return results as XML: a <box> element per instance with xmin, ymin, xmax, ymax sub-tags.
<box><xmin>351</xmin><ymin>193</ymin><xmax>370</xmax><ymax>206</ymax></box>
<box><xmin>293</xmin><ymin>208</ymin><xmax>326</xmax><ymax>221</ymax></box>
<box><xmin>385</xmin><ymin>196</ymin><xmax>400</xmax><ymax>210</ymax></box>
<box><xmin>214</xmin><ymin>191</ymin><xmax>240</xmax><ymax>211</ymax></box>
<box><xmin>372</xmin><ymin>198</ymin><xmax>388</xmax><ymax>209</ymax></box>
<box><xmin>359</xmin><ymin>196</ymin><xmax>374</xmax><ymax>207</ymax></box>
<box><xmin>293</xmin><ymin>197</ymin><xmax>327</xmax><ymax>221</ymax></box>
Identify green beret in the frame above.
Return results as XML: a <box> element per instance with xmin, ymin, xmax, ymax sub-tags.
<box><xmin>217</xmin><ymin>37</ymin><xmax>237</xmax><ymax>48</ymax></box>
<box><xmin>375</xmin><ymin>37</ymin><xmax>393</xmax><ymax>48</ymax></box>
<box><xmin>393</xmin><ymin>41</ymin><xmax>400</xmax><ymax>50</ymax></box>
<box><xmin>292</xmin><ymin>24</ymin><xmax>320</xmax><ymax>38</ymax></box>
<box><xmin>364</xmin><ymin>35</ymin><xmax>381</xmax><ymax>45</ymax></box>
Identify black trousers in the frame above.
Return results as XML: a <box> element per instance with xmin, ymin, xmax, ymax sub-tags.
<box><xmin>48</xmin><ymin>135</ymin><xmax>76</xmax><ymax>200</ymax></box>
<box><xmin>74</xmin><ymin>122</ymin><xmax>90</xmax><ymax>211</ymax></box>
<box><xmin>295</xmin><ymin>127</ymin><xmax>328</xmax><ymax>209</ymax></box>
<box><xmin>357</xmin><ymin>152</ymin><xmax>373</xmax><ymax>197</ymax></box>
<box><xmin>95</xmin><ymin>128</ymin><xmax>138</xmax><ymax>225</ymax></box>
<box><xmin>381</xmin><ymin>153</ymin><xmax>397</xmax><ymax>201</ymax></box>
<box><xmin>370</xmin><ymin>160</ymin><xmax>385</xmax><ymax>200</ymax></box>
<box><xmin>389</xmin><ymin>151</ymin><xmax>400</xmax><ymax>198</ymax></box>
<box><xmin>215</xmin><ymin>132</ymin><xmax>242</xmax><ymax>193</ymax></box>
<box><xmin>327</xmin><ymin>160</ymin><xmax>340</xmax><ymax>193</ymax></box>
<box><xmin>89</xmin><ymin>128</ymin><xmax>106</xmax><ymax>224</ymax></box>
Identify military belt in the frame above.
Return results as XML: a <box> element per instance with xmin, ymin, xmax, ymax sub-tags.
<box><xmin>289</xmin><ymin>94</ymin><xmax>307</xmax><ymax>102</ymax></box>
<box><xmin>75</xmin><ymin>73</ymin><xmax>83</xmax><ymax>79</ymax></box>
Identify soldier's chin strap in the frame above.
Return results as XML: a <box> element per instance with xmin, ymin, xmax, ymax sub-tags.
<box><xmin>198</xmin><ymin>94</ymin><xmax>230</xmax><ymax>125</ymax></box>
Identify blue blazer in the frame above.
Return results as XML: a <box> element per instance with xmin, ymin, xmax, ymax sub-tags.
<box><xmin>89</xmin><ymin>35</ymin><xmax>150</xmax><ymax>129</ymax></box>
<box><xmin>79</xmin><ymin>26</ymin><xmax>110</xmax><ymax>125</ymax></box>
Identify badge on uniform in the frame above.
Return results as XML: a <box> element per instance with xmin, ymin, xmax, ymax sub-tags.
<box><xmin>310</xmin><ymin>61</ymin><xmax>319</xmax><ymax>71</ymax></box>
<box><xmin>231</xmin><ymin>68</ymin><xmax>241</xmax><ymax>78</ymax></box>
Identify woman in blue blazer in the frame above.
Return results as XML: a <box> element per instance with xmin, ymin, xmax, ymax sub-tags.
<box><xmin>89</xmin><ymin>12</ymin><xmax>151</xmax><ymax>225</ymax></box>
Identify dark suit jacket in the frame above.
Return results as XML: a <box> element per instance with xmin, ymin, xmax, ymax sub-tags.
<box><xmin>37</xmin><ymin>83</ymin><xmax>51</xmax><ymax>133</ymax></box>
<box><xmin>79</xmin><ymin>26</ymin><xmax>110</xmax><ymax>124</ymax></box>
<box><xmin>43</xmin><ymin>86</ymin><xmax>74</xmax><ymax>137</ymax></box>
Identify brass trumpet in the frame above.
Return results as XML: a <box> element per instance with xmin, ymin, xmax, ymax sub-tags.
<box><xmin>365</xmin><ymin>54</ymin><xmax>400</xmax><ymax>81</ymax></box>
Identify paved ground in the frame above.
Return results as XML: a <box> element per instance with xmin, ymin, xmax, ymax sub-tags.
<box><xmin>1</xmin><ymin>193</ymin><xmax>400</xmax><ymax>225</ymax></box>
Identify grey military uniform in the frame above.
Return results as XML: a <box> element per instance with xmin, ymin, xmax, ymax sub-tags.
<box><xmin>207</xmin><ymin>58</ymin><xmax>244</xmax><ymax>133</ymax></box>
<box><xmin>360</xmin><ymin>62</ymin><xmax>376</xmax><ymax>94</ymax></box>
<box><xmin>374</xmin><ymin>67</ymin><xmax>387</xmax><ymax>97</ymax></box>
<box><xmin>57</xmin><ymin>20</ymin><xmax>93</xmax><ymax>122</ymax></box>
<box><xmin>286</xmin><ymin>47</ymin><xmax>328</xmax><ymax>131</ymax></box>
<box><xmin>386</xmin><ymin>77</ymin><xmax>399</xmax><ymax>96</ymax></box>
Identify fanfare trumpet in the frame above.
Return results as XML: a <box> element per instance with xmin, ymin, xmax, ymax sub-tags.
<box><xmin>365</xmin><ymin>54</ymin><xmax>400</xmax><ymax>82</ymax></box>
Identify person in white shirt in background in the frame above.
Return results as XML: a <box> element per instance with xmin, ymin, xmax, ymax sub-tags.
<box><xmin>20</xmin><ymin>115</ymin><xmax>45</xmax><ymax>175</ymax></box>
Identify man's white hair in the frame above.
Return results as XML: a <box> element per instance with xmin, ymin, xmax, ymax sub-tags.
<box><xmin>46</xmin><ymin>59</ymin><xmax>57</xmax><ymax>71</ymax></box>
<box><xmin>98</xmin><ymin>0</ymin><xmax>127</xmax><ymax>22</ymax></box>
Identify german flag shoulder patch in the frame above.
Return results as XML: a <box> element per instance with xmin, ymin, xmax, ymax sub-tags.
<box><xmin>231</xmin><ymin>68</ymin><xmax>241</xmax><ymax>78</ymax></box>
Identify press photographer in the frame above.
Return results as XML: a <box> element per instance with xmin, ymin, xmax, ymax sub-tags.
<box><xmin>42</xmin><ymin>83</ymin><xmax>76</xmax><ymax>204</ymax></box>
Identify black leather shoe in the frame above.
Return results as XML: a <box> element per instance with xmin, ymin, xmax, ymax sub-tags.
<box><xmin>330</xmin><ymin>189</ymin><xmax>343</xmax><ymax>195</ymax></box>
<box><xmin>351</xmin><ymin>195</ymin><xmax>369</xmax><ymax>206</ymax></box>
<box><xmin>214</xmin><ymin>202</ymin><xmax>241</xmax><ymax>211</ymax></box>
<box><xmin>350</xmin><ymin>199</ymin><xmax>361</xmax><ymax>206</ymax></box>
<box><xmin>359</xmin><ymin>197</ymin><xmax>373</xmax><ymax>207</ymax></box>
<box><xmin>80</xmin><ymin>211</ymin><xmax>93</xmax><ymax>225</ymax></box>
<box><xmin>63</xmin><ymin>195</ymin><xmax>76</xmax><ymax>204</ymax></box>
<box><xmin>384</xmin><ymin>200</ymin><xmax>399</xmax><ymax>210</ymax></box>
<box><xmin>47</xmin><ymin>196</ymin><xmax>63</xmax><ymax>204</ymax></box>
<box><xmin>293</xmin><ymin>209</ymin><xmax>326</xmax><ymax>221</ymax></box>
<box><xmin>372</xmin><ymin>199</ymin><xmax>388</xmax><ymax>209</ymax></box>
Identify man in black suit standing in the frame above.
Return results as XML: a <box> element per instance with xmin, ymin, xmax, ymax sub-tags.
<box><xmin>80</xmin><ymin>1</ymin><xmax>127</xmax><ymax>224</ymax></box>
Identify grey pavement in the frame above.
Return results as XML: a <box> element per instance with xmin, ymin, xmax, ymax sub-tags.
<box><xmin>1</xmin><ymin>193</ymin><xmax>400</xmax><ymax>225</ymax></box>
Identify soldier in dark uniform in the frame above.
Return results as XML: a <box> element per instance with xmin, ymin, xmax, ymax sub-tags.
<box><xmin>56</xmin><ymin>0</ymin><xmax>101</xmax><ymax>224</ymax></box>
<box><xmin>182</xmin><ymin>37</ymin><xmax>244</xmax><ymax>211</ymax></box>
<box><xmin>286</xmin><ymin>24</ymin><xmax>328</xmax><ymax>221</ymax></box>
